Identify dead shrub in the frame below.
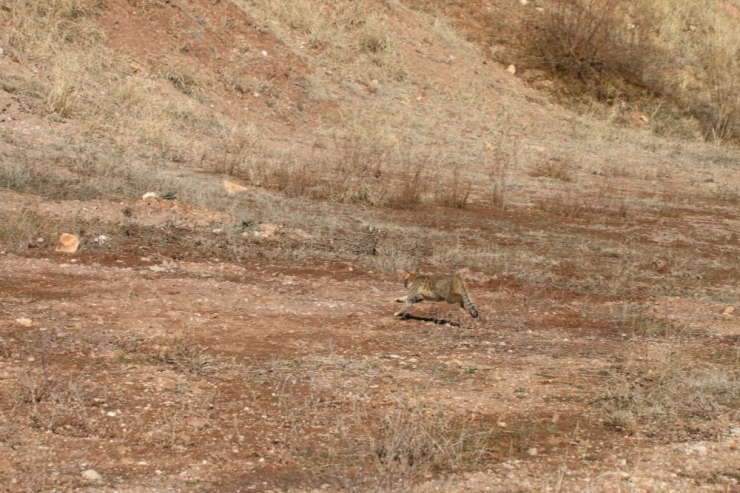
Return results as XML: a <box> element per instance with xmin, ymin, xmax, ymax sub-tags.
<box><xmin>529</xmin><ymin>157</ymin><xmax>573</xmax><ymax>182</ymax></box>
<box><xmin>211</xmin><ymin>124</ymin><xmax>260</xmax><ymax>176</ymax></box>
<box><xmin>435</xmin><ymin>168</ymin><xmax>471</xmax><ymax>209</ymax></box>
<box><xmin>152</xmin><ymin>335</ymin><xmax>221</xmax><ymax>377</ymax></box>
<box><xmin>387</xmin><ymin>166</ymin><xmax>425</xmax><ymax>210</ymax></box>
<box><xmin>373</xmin><ymin>401</ymin><xmax>495</xmax><ymax>478</ymax></box>
<box><xmin>598</xmin><ymin>358</ymin><xmax>740</xmax><ymax>439</ymax></box>
<box><xmin>14</xmin><ymin>370</ymin><xmax>93</xmax><ymax>436</ymax></box>
<box><xmin>273</xmin><ymin>155</ymin><xmax>324</xmax><ymax>199</ymax></box>
<box><xmin>524</xmin><ymin>0</ymin><xmax>659</xmax><ymax>102</ymax></box>
<box><xmin>704</xmin><ymin>61</ymin><xmax>740</xmax><ymax>142</ymax></box>
<box><xmin>162</xmin><ymin>64</ymin><xmax>205</xmax><ymax>99</ymax></box>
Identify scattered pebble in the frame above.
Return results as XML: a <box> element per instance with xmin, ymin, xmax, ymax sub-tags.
<box><xmin>142</xmin><ymin>192</ymin><xmax>159</xmax><ymax>200</ymax></box>
<box><xmin>15</xmin><ymin>318</ymin><xmax>32</xmax><ymax>327</ymax></box>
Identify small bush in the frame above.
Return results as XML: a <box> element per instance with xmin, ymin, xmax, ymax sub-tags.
<box><xmin>529</xmin><ymin>157</ymin><xmax>573</xmax><ymax>182</ymax></box>
<box><xmin>598</xmin><ymin>358</ymin><xmax>740</xmax><ymax>439</ymax></box>
<box><xmin>373</xmin><ymin>401</ymin><xmax>494</xmax><ymax>477</ymax></box>
<box><xmin>525</xmin><ymin>0</ymin><xmax>658</xmax><ymax>102</ymax></box>
<box><xmin>435</xmin><ymin>168</ymin><xmax>471</xmax><ymax>209</ymax></box>
<box><xmin>388</xmin><ymin>166</ymin><xmax>425</xmax><ymax>210</ymax></box>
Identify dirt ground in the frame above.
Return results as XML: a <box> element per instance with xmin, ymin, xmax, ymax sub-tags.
<box><xmin>1</xmin><ymin>234</ymin><xmax>739</xmax><ymax>492</ymax></box>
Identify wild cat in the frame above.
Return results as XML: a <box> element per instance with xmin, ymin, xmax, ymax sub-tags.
<box><xmin>395</xmin><ymin>271</ymin><xmax>479</xmax><ymax>318</ymax></box>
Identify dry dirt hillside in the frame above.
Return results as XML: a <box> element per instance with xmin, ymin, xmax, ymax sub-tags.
<box><xmin>1</xmin><ymin>0</ymin><xmax>740</xmax><ymax>491</ymax></box>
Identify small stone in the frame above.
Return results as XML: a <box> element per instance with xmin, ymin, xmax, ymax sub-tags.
<box><xmin>729</xmin><ymin>427</ymin><xmax>740</xmax><ymax>436</ymax></box>
<box><xmin>81</xmin><ymin>469</ymin><xmax>102</xmax><ymax>482</ymax></box>
<box><xmin>142</xmin><ymin>192</ymin><xmax>159</xmax><ymax>200</ymax></box>
<box><xmin>527</xmin><ymin>447</ymin><xmax>538</xmax><ymax>456</ymax></box>
<box><xmin>16</xmin><ymin>318</ymin><xmax>33</xmax><ymax>327</ymax></box>
<box><xmin>261</xmin><ymin>50</ymin><xmax>268</xmax><ymax>56</ymax></box>
<box><xmin>55</xmin><ymin>233</ymin><xmax>80</xmax><ymax>253</ymax></box>
<box><xmin>106</xmin><ymin>411</ymin><xmax>116</xmax><ymax>417</ymax></box>
<box><xmin>506</xmin><ymin>64</ymin><xmax>517</xmax><ymax>74</ymax></box>
<box><xmin>723</xmin><ymin>306</ymin><xmax>735</xmax><ymax>315</ymax></box>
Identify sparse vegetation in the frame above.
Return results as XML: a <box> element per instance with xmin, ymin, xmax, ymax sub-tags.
<box><xmin>1</xmin><ymin>0</ymin><xmax>740</xmax><ymax>491</ymax></box>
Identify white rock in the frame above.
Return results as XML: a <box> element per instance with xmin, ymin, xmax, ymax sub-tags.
<box><xmin>142</xmin><ymin>192</ymin><xmax>159</xmax><ymax>200</ymax></box>
<box><xmin>94</xmin><ymin>235</ymin><xmax>109</xmax><ymax>244</ymax></box>
<box><xmin>16</xmin><ymin>318</ymin><xmax>32</xmax><ymax>327</ymax></box>
<box><xmin>81</xmin><ymin>469</ymin><xmax>102</xmax><ymax>482</ymax></box>
<box><xmin>527</xmin><ymin>447</ymin><xmax>538</xmax><ymax>456</ymax></box>
<box><xmin>223</xmin><ymin>180</ymin><xmax>247</xmax><ymax>195</ymax></box>
<box><xmin>507</xmin><ymin>64</ymin><xmax>517</xmax><ymax>74</ymax></box>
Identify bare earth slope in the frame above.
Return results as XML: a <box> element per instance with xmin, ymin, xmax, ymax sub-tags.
<box><xmin>1</xmin><ymin>0</ymin><xmax>739</xmax><ymax>491</ymax></box>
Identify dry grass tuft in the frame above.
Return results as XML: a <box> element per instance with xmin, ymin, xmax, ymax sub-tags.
<box><xmin>372</xmin><ymin>401</ymin><xmax>495</xmax><ymax>478</ymax></box>
<box><xmin>435</xmin><ymin>168</ymin><xmax>471</xmax><ymax>209</ymax></box>
<box><xmin>529</xmin><ymin>156</ymin><xmax>573</xmax><ymax>182</ymax></box>
<box><xmin>598</xmin><ymin>350</ymin><xmax>740</xmax><ymax>438</ymax></box>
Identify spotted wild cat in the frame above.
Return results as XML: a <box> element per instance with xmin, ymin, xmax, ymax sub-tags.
<box><xmin>395</xmin><ymin>271</ymin><xmax>479</xmax><ymax>318</ymax></box>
